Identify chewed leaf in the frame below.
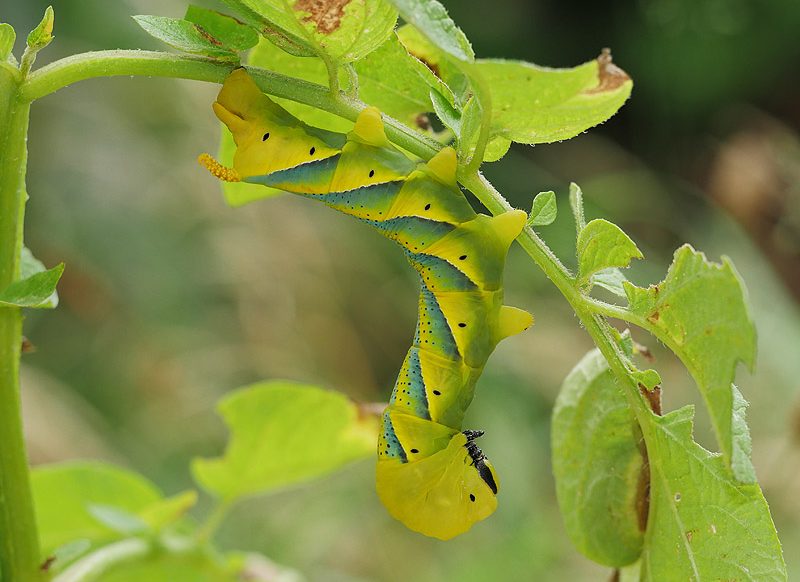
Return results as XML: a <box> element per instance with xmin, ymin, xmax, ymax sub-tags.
<box><xmin>552</xmin><ymin>348</ymin><xmax>645</xmax><ymax>567</ymax></box>
<box><xmin>32</xmin><ymin>461</ymin><xmax>164</xmax><ymax>556</ymax></box>
<box><xmin>624</xmin><ymin>245</ymin><xmax>757</xmax><ymax>479</ymax></box>
<box><xmin>387</xmin><ymin>0</ymin><xmax>474</xmax><ymax>63</ymax></box>
<box><xmin>0</xmin><ymin>252</ymin><xmax>63</xmax><ymax>308</ymax></box>
<box><xmin>641</xmin><ymin>406</ymin><xmax>785</xmax><ymax>579</ymax></box>
<box><xmin>528</xmin><ymin>191</ymin><xmax>557</xmax><ymax>227</ymax></box>
<box><xmin>473</xmin><ymin>50</ymin><xmax>632</xmax><ymax>145</ymax></box>
<box><xmin>133</xmin><ymin>15</ymin><xmax>238</xmax><ymax>59</ymax></box>
<box><xmin>191</xmin><ymin>381</ymin><xmax>378</xmax><ymax>501</ymax></box>
<box><xmin>185</xmin><ymin>5</ymin><xmax>259</xmax><ymax>52</ymax></box>
<box><xmin>577</xmin><ymin>219</ymin><xmax>642</xmax><ymax>287</ymax></box>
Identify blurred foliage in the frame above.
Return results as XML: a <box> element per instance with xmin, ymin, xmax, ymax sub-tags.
<box><xmin>6</xmin><ymin>0</ymin><xmax>800</xmax><ymax>579</ymax></box>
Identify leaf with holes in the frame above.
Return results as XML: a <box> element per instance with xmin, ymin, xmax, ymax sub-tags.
<box><xmin>640</xmin><ymin>406</ymin><xmax>784</xmax><ymax>580</ymax></box>
<box><xmin>624</xmin><ymin>245</ymin><xmax>757</xmax><ymax>481</ymax></box>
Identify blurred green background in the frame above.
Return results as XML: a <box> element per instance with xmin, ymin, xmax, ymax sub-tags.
<box><xmin>6</xmin><ymin>0</ymin><xmax>800</xmax><ymax>579</ymax></box>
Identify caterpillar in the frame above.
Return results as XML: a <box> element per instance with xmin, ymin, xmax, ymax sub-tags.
<box><xmin>200</xmin><ymin>69</ymin><xmax>533</xmax><ymax>540</ymax></box>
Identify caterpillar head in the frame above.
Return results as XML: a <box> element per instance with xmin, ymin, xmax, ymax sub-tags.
<box><xmin>211</xmin><ymin>69</ymin><xmax>343</xmax><ymax>179</ymax></box>
<box><xmin>377</xmin><ymin>413</ymin><xmax>499</xmax><ymax>540</ymax></box>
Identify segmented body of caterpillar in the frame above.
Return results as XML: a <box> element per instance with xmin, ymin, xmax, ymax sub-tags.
<box><xmin>200</xmin><ymin>69</ymin><xmax>533</xmax><ymax>540</ymax></box>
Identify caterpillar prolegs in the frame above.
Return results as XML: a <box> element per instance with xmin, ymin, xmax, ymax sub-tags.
<box><xmin>201</xmin><ymin>69</ymin><xmax>533</xmax><ymax>540</ymax></box>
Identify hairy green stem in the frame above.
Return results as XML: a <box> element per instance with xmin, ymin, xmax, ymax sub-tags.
<box><xmin>0</xmin><ymin>68</ymin><xmax>43</xmax><ymax>582</ymax></box>
<box><xmin>460</xmin><ymin>172</ymin><xmax>652</xmax><ymax>425</ymax></box>
<box><xmin>52</xmin><ymin>539</ymin><xmax>150</xmax><ymax>582</ymax></box>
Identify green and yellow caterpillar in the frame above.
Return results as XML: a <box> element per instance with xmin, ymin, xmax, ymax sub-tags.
<box><xmin>201</xmin><ymin>69</ymin><xmax>533</xmax><ymax>540</ymax></box>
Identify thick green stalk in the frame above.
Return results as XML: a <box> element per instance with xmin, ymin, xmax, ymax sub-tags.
<box><xmin>19</xmin><ymin>51</ymin><xmax>442</xmax><ymax>158</ymax></box>
<box><xmin>0</xmin><ymin>67</ymin><xmax>43</xmax><ymax>581</ymax></box>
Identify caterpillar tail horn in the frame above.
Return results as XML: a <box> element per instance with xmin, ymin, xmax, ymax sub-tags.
<box><xmin>198</xmin><ymin>153</ymin><xmax>241</xmax><ymax>183</ymax></box>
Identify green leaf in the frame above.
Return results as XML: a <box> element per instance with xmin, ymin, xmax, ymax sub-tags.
<box><xmin>640</xmin><ymin>406</ymin><xmax>785</xmax><ymax>580</ymax></box>
<box><xmin>219</xmin><ymin>0</ymin><xmax>316</xmax><ymax>57</ymax></box>
<box><xmin>731</xmin><ymin>384</ymin><xmax>756</xmax><ymax>483</ymax></box>
<box><xmin>26</xmin><ymin>6</ymin><xmax>54</xmax><ymax>51</ymax></box>
<box><xmin>592</xmin><ymin>268</ymin><xmax>629</xmax><ymax>298</ymax></box>
<box><xmin>222</xmin><ymin>0</ymin><xmax>397</xmax><ymax>63</ymax></box>
<box><xmin>87</xmin><ymin>505</ymin><xmax>148</xmax><ymax>536</ymax></box>
<box><xmin>624</xmin><ymin>245</ymin><xmax>757</xmax><ymax>480</ymax></box>
<box><xmin>430</xmin><ymin>88</ymin><xmax>460</xmax><ymax>135</ymax></box>
<box><xmin>483</xmin><ymin>135</ymin><xmax>511</xmax><ymax>162</ymax></box>
<box><xmin>472</xmin><ymin>52</ymin><xmax>632</xmax><ymax>145</ymax></box>
<box><xmin>0</xmin><ymin>257</ymin><xmax>63</xmax><ymax>308</ymax></box>
<box><xmin>552</xmin><ymin>348</ymin><xmax>645</xmax><ymax>567</ymax></box>
<box><xmin>356</xmin><ymin>33</ymin><xmax>453</xmax><ymax>125</ymax></box>
<box><xmin>185</xmin><ymin>5</ymin><xmax>259</xmax><ymax>52</ymax></box>
<box><xmin>140</xmin><ymin>490</ymin><xmax>198</xmax><ymax>532</ymax></box>
<box><xmin>576</xmin><ymin>219</ymin><xmax>643</xmax><ymax>287</ymax></box>
<box><xmin>247</xmin><ymin>38</ymin><xmax>351</xmax><ymax>132</ymax></box>
<box><xmin>0</xmin><ymin>23</ymin><xmax>15</xmax><ymax>61</ymax></box>
<box><xmin>133</xmin><ymin>15</ymin><xmax>238</xmax><ymax>59</ymax></box>
<box><xmin>528</xmin><ymin>190</ymin><xmax>557</xmax><ymax>227</ymax></box>
<box><xmin>397</xmin><ymin>24</ymin><xmax>470</xmax><ymax>103</ymax></box>
<box><xmin>456</xmin><ymin>94</ymin><xmax>483</xmax><ymax>162</ymax></box>
<box><xmin>98</xmin><ymin>550</ymin><xmax>239</xmax><ymax>582</ymax></box>
<box><xmin>192</xmin><ymin>381</ymin><xmax>378</xmax><ymax>501</ymax></box>
<box><xmin>569</xmin><ymin>182</ymin><xmax>586</xmax><ymax>234</ymax></box>
<box><xmin>32</xmin><ymin>461</ymin><xmax>163</xmax><ymax>556</ymax></box>
<box><xmin>386</xmin><ymin>0</ymin><xmax>474</xmax><ymax>63</ymax></box>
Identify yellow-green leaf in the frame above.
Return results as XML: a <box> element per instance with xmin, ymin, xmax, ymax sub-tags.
<box><xmin>577</xmin><ymin>219</ymin><xmax>642</xmax><ymax>287</ymax></box>
<box><xmin>552</xmin><ymin>349</ymin><xmax>645</xmax><ymax>567</ymax></box>
<box><xmin>192</xmin><ymin>381</ymin><xmax>378</xmax><ymax>501</ymax></box>
<box><xmin>624</xmin><ymin>245</ymin><xmax>757</xmax><ymax>481</ymax></box>
<box><xmin>473</xmin><ymin>51</ymin><xmax>632</xmax><ymax>145</ymax></box>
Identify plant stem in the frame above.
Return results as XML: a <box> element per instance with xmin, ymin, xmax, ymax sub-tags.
<box><xmin>195</xmin><ymin>500</ymin><xmax>233</xmax><ymax>545</ymax></box>
<box><xmin>20</xmin><ymin>50</ymin><xmax>442</xmax><ymax>159</ymax></box>
<box><xmin>0</xmin><ymin>67</ymin><xmax>43</xmax><ymax>582</ymax></box>
<box><xmin>52</xmin><ymin>539</ymin><xmax>150</xmax><ymax>582</ymax></box>
<box><xmin>460</xmin><ymin>172</ymin><xmax>652</xmax><ymax>424</ymax></box>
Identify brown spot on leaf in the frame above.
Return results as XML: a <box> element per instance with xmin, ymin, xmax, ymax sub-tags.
<box><xmin>585</xmin><ymin>48</ymin><xmax>631</xmax><ymax>94</ymax></box>
<box><xmin>193</xmin><ymin>24</ymin><xmax>224</xmax><ymax>47</ymax></box>
<box><xmin>40</xmin><ymin>556</ymin><xmax>56</xmax><ymax>572</ymax></box>
<box><xmin>295</xmin><ymin>0</ymin><xmax>351</xmax><ymax>34</ymax></box>
<box><xmin>639</xmin><ymin>383</ymin><xmax>662</xmax><ymax>416</ymax></box>
<box><xmin>648</xmin><ymin>311</ymin><xmax>660</xmax><ymax>323</ymax></box>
